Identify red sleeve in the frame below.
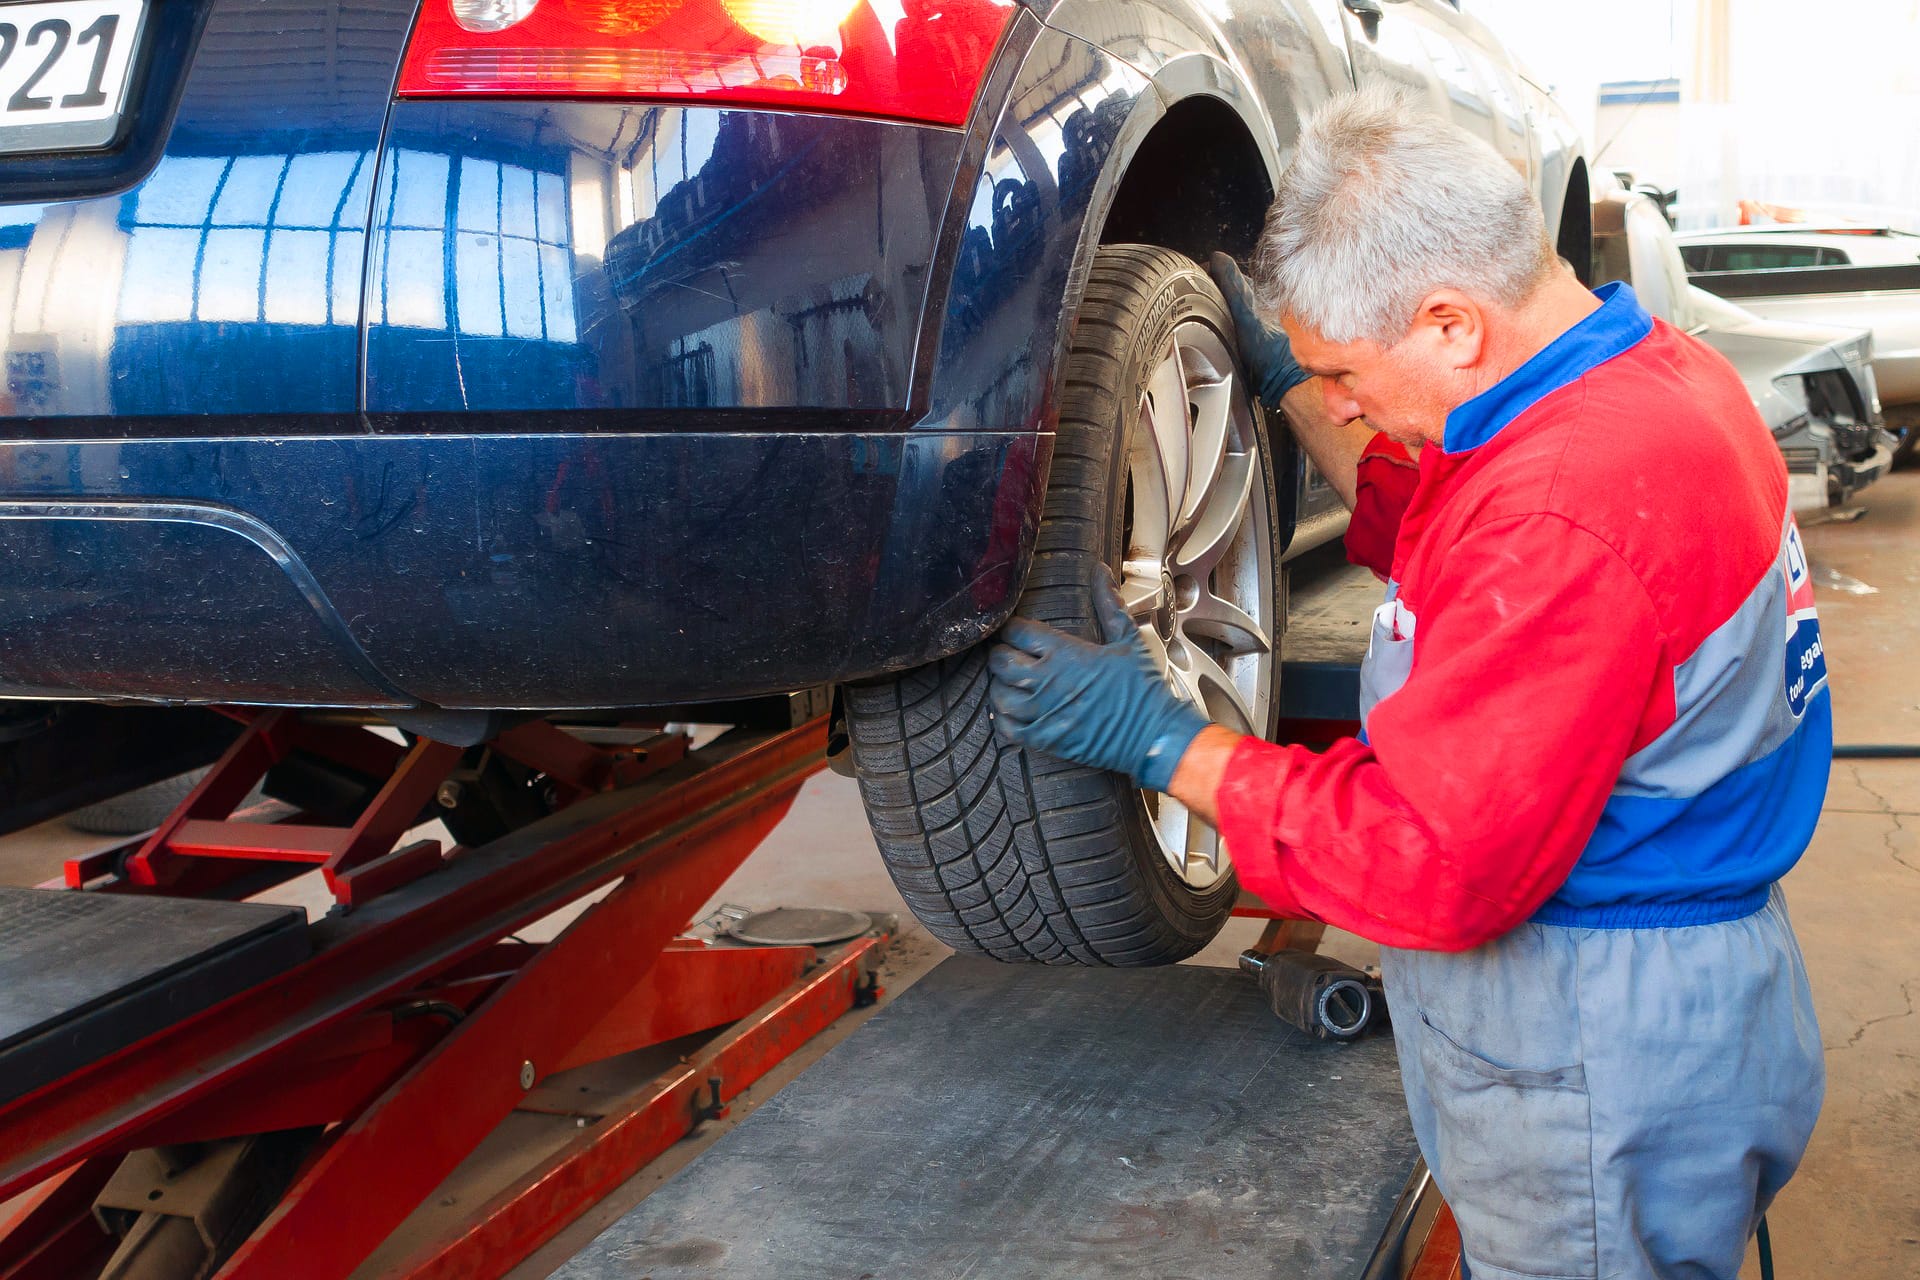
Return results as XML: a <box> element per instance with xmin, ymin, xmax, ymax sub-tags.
<box><xmin>1220</xmin><ymin>513</ymin><xmax>1669</xmax><ymax>951</ymax></box>
<box><xmin>1343</xmin><ymin>434</ymin><xmax>1419</xmax><ymax>579</ymax></box>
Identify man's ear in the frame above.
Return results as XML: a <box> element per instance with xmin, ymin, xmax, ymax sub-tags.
<box><xmin>1408</xmin><ymin>288</ymin><xmax>1486</xmax><ymax>371</ymax></box>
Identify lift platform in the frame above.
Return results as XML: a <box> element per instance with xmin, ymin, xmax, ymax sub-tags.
<box><xmin>552</xmin><ymin>957</ymin><xmax>1451</xmax><ymax>1279</ymax></box>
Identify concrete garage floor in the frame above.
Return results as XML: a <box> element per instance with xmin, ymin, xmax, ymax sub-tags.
<box><xmin>1762</xmin><ymin>471</ymin><xmax>1920</xmax><ymax>1277</ymax></box>
<box><xmin>1</xmin><ymin>474</ymin><xmax>1917</xmax><ymax>1275</ymax></box>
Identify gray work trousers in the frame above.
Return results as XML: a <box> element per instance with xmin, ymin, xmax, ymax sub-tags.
<box><xmin>1383</xmin><ymin>886</ymin><xmax>1823</xmax><ymax>1279</ymax></box>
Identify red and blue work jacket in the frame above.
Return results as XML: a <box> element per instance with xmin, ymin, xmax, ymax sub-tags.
<box><xmin>1217</xmin><ymin>283</ymin><xmax>1833</xmax><ymax>951</ymax></box>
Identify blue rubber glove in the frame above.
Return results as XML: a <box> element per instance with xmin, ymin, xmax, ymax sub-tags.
<box><xmin>1208</xmin><ymin>252</ymin><xmax>1311</xmax><ymax>408</ymax></box>
<box><xmin>987</xmin><ymin>573</ymin><xmax>1211</xmax><ymax>793</ymax></box>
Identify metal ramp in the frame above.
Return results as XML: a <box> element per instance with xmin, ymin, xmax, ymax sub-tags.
<box><xmin>0</xmin><ymin>888</ymin><xmax>308</xmax><ymax>1108</ymax></box>
<box><xmin>555</xmin><ymin>957</ymin><xmax>1424</xmax><ymax>1280</ymax></box>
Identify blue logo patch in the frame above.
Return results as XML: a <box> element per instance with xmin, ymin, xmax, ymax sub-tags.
<box><xmin>1785</xmin><ymin>522</ymin><xmax>1809</xmax><ymax>592</ymax></box>
<box><xmin>1785</xmin><ymin>615</ymin><xmax>1827</xmax><ymax>718</ymax></box>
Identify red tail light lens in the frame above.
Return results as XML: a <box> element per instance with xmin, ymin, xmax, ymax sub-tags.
<box><xmin>396</xmin><ymin>0</ymin><xmax>1018</xmax><ymax>126</ymax></box>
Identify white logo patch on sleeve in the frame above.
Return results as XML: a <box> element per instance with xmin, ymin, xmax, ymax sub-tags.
<box><xmin>1782</xmin><ymin>520</ymin><xmax>1827</xmax><ymax>718</ymax></box>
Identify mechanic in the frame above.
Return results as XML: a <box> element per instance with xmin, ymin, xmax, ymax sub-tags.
<box><xmin>988</xmin><ymin>91</ymin><xmax>1826</xmax><ymax>1279</ymax></box>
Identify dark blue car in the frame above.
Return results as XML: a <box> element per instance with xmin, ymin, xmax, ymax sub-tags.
<box><xmin>0</xmin><ymin>0</ymin><xmax>1588</xmax><ymax>962</ymax></box>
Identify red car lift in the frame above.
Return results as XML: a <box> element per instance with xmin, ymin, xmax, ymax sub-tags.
<box><xmin>0</xmin><ymin>707</ymin><xmax>886</xmax><ymax>1280</ymax></box>
<box><xmin>0</xmin><ymin>566</ymin><xmax>1467</xmax><ymax>1280</ymax></box>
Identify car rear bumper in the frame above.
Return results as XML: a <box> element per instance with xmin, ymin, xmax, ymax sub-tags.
<box><xmin>0</xmin><ymin>430</ymin><xmax>1047</xmax><ymax>709</ymax></box>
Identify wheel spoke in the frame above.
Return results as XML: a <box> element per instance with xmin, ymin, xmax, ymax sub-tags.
<box><xmin>1138</xmin><ymin>622</ymin><xmax>1172</xmax><ymax>676</ymax></box>
<box><xmin>1163</xmin><ymin>646</ymin><xmax>1208</xmax><ymax>711</ymax></box>
<box><xmin>1179</xmin><ymin>376</ymin><xmax>1233</xmax><ymax>531</ymax></box>
<box><xmin>1181</xmin><ymin>588</ymin><xmax>1270</xmax><ymax>657</ymax></box>
<box><xmin>1143</xmin><ymin>343</ymin><xmax>1190</xmax><ymax>534</ymax></box>
<box><xmin>1178</xmin><ymin>639</ymin><xmax>1258</xmax><ymax>735</ymax></box>
<box><xmin>1158</xmin><ymin>794</ymin><xmax>1193</xmax><ymax>877</ymax></box>
<box><xmin>1185</xmin><ymin>804</ymin><xmax>1222</xmax><ymax>876</ymax></box>
<box><xmin>1119</xmin><ymin>561</ymin><xmax>1163</xmax><ymax>622</ymax></box>
<box><xmin>1172</xmin><ymin>448</ymin><xmax>1255</xmax><ymax>577</ymax></box>
<box><xmin>1128</xmin><ymin>390</ymin><xmax>1172</xmax><ymax>562</ymax></box>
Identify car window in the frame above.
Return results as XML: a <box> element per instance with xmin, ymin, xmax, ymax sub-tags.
<box><xmin>1816</xmin><ymin>247</ymin><xmax>1851</xmax><ymax>265</ymax></box>
<box><xmin>1719</xmin><ymin>245</ymin><xmax>1824</xmax><ymax>270</ymax></box>
<box><xmin>1679</xmin><ymin>244</ymin><xmax>1716</xmax><ymax>272</ymax></box>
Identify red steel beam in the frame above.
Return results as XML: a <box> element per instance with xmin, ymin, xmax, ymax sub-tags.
<box><xmin>124</xmin><ymin>944</ymin><xmax>814</xmax><ymax>1148</ymax></box>
<box><xmin>167</xmin><ymin>820</ymin><xmax>346</xmax><ymax>861</ymax></box>
<box><xmin>114</xmin><ymin>718</ymin><xmax>465</xmax><ymax>903</ymax></box>
<box><xmin>0</xmin><ymin>719</ymin><xmax>827</xmax><ymax>1203</ymax></box>
<box><xmin>500</xmin><ymin>721</ymin><xmax>616</xmax><ymax>798</ymax></box>
<box><xmin>215</xmin><ymin>751</ymin><xmax>815</xmax><ymax>1279</ymax></box>
<box><xmin>1408</xmin><ymin>1204</ymin><xmax>1464</xmax><ymax>1280</ymax></box>
<box><xmin>333</xmin><ymin>838</ymin><xmax>455</xmax><ymax>906</ymax></box>
<box><xmin>319</xmin><ymin>737</ymin><xmax>466</xmax><ymax>897</ymax></box>
<box><xmin>0</xmin><ymin>1156</ymin><xmax>117</xmax><ymax>1280</ymax></box>
<box><xmin>390</xmin><ymin>932</ymin><xmax>888</xmax><ymax>1280</ymax></box>
<box><xmin>554</xmin><ymin>941</ymin><xmax>815</xmax><ymax>1074</ymax></box>
<box><xmin>122</xmin><ymin>711</ymin><xmax>297</xmax><ymax>888</ymax></box>
<box><xmin>129</xmin><ymin>1018</ymin><xmax>449</xmax><ymax>1148</ymax></box>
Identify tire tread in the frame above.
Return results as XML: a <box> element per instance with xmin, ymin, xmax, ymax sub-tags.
<box><xmin>848</xmin><ymin>246</ymin><xmax>1266</xmax><ymax>966</ymax></box>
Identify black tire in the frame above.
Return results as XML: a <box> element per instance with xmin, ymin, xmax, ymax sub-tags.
<box><xmin>65</xmin><ymin>769</ymin><xmax>272</xmax><ymax>835</ymax></box>
<box><xmin>65</xmin><ymin>770</ymin><xmax>205</xmax><ymax>835</ymax></box>
<box><xmin>846</xmin><ymin>245</ymin><xmax>1284</xmax><ymax>965</ymax></box>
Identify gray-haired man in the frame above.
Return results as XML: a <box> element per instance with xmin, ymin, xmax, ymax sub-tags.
<box><xmin>988</xmin><ymin>91</ymin><xmax>1825</xmax><ymax>1276</ymax></box>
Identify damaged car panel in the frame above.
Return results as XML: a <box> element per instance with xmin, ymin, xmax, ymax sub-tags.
<box><xmin>1594</xmin><ymin>187</ymin><xmax>1893</xmax><ymax>511</ymax></box>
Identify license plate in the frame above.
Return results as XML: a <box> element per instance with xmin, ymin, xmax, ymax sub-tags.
<box><xmin>0</xmin><ymin>0</ymin><xmax>145</xmax><ymax>154</ymax></box>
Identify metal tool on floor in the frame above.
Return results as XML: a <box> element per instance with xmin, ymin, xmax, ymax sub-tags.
<box><xmin>1240</xmin><ymin>947</ymin><xmax>1388</xmax><ymax>1041</ymax></box>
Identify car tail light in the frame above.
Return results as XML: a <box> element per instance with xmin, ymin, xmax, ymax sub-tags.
<box><xmin>396</xmin><ymin>0</ymin><xmax>1019</xmax><ymax>126</ymax></box>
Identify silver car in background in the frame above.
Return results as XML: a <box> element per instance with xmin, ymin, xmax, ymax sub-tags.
<box><xmin>1677</xmin><ymin>226</ymin><xmax>1920</xmax><ymax>462</ymax></box>
<box><xmin>1595</xmin><ymin>190</ymin><xmax>1894</xmax><ymax>511</ymax></box>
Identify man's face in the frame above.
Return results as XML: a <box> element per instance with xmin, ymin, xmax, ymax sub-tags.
<box><xmin>1282</xmin><ymin>314</ymin><xmax>1460</xmax><ymax>448</ymax></box>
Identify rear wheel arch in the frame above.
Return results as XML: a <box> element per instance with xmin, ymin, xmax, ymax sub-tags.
<box><xmin>1095</xmin><ymin>90</ymin><xmax>1278</xmax><ymax>264</ymax></box>
<box><xmin>1033</xmin><ymin>84</ymin><xmax>1301</xmax><ymax>583</ymax></box>
<box><xmin>1557</xmin><ymin>157</ymin><xmax>1594</xmax><ymax>285</ymax></box>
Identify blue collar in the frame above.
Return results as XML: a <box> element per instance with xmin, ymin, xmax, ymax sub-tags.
<box><xmin>1441</xmin><ymin>282</ymin><xmax>1654</xmax><ymax>454</ymax></box>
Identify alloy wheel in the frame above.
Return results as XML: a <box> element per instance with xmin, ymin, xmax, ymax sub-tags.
<box><xmin>1120</xmin><ymin>318</ymin><xmax>1276</xmax><ymax>891</ymax></box>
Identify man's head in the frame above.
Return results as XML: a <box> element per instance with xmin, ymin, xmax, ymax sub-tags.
<box><xmin>1255</xmin><ymin>90</ymin><xmax>1568</xmax><ymax>446</ymax></box>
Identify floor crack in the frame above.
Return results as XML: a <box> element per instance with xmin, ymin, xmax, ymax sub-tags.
<box><xmin>1851</xmin><ymin>764</ymin><xmax>1895</xmax><ymax>811</ymax></box>
<box><xmin>1850</xmin><ymin>766</ymin><xmax>1920</xmax><ymax>875</ymax></box>
<box><xmin>1825</xmin><ymin>806</ymin><xmax>1920</xmax><ymax>817</ymax></box>
<box><xmin>1828</xmin><ymin>978</ymin><xmax>1918</xmax><ymax>1053</ymax></box>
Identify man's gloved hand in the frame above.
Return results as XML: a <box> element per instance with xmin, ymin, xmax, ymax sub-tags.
<box><xmin>987</xmin><ymin>573</ymin><xmax>1211</xmax><ymax>793</ymax></box>
<box><xmin>1208</xmin><ymin>252</ymin><xmax>1311</xmax><ymax>408</ymax></box>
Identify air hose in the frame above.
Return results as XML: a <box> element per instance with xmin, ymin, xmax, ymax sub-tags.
<box><xmin>1758</xmin><ymin>1215</ymin><xmax>1774</xmax><ymax>1280</ymax></box>
<box><xmin>1833</xmin><ymin>744</ymin><xmax>1920</xmax><ymax>759</ymax></box>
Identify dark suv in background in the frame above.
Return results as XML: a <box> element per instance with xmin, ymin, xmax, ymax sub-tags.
<box><xmin>0</xmin><ymin>0</ymin><xmax>1587</xmax><ymax>963</ymax></box>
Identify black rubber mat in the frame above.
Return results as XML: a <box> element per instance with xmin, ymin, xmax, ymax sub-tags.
<box><xmin>0</xmin><ymin>887</ymin><xmax>308</xmax><ymax>1105</ymax></box>
<box><xmin>556</xmin><ymin>956</ymin><xmax>1417</xmax><ymax>1280</ymax></box>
